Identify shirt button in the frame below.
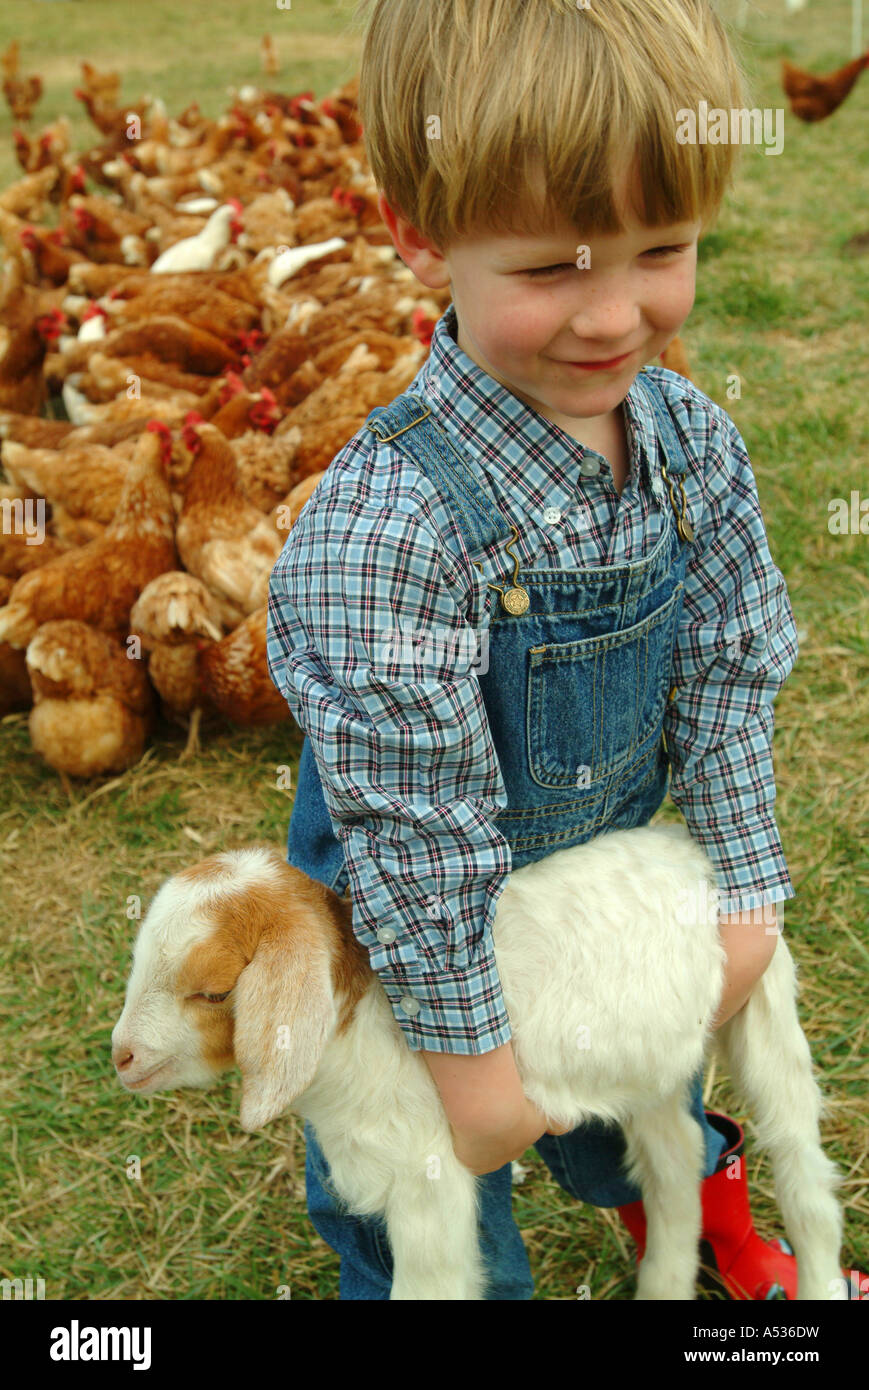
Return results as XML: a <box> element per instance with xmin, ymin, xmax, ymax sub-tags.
<box><xmin>376</xmin><ymin>926</ymin><xmax>397</xmax><ymax>943</ymax></box>
<box><xmin>425</xmin><ymin>897</ymin><xmax>443</xmax><ymax>919</ymax></box>
<box><xmin>543</xmin><ymin>506</ymin><xmax>562</xmax><ymax>524</ymax></box>
<box><xmin>580</xmin><ymin>458</ymin><xmax>600</xmax><ymax>477</ymax></box>
<box><xmin>399</xmin><ymin>995</ymin><xmax>421</xmax><ymax>1016</ymax></box>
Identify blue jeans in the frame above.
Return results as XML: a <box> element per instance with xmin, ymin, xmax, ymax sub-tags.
<box><xmin>304</xmin><ymin>1069</ymin><xmax>725</xmax><ymax>1299</ymax></box>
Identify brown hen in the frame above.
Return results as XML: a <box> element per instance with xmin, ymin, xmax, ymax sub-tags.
<box><xmin>174</xmin><ymin>419</ymin><xmax>282</xmax><ymax>625</ymax></box>
<box><xmin>26</xmin><ymin>619</ymin><xmax>153</xmax><ymax>779</ymax></box>
<box><xmin>130</xmin><ymin>570</ymin><xmax>225</xmax><ymax>757</ymax></box>
<box><xmin>0</xmin><ymin>422</ymin><xmax>177</xmax><ymax>648</ymax></box>
<box><xmin>1</xmin><ymin>437</ymin><xmax>138</xmax><ymax>524</ymax></box>
<box><xmin>782</xmin><ymin>53</ymin><xmax>869</xmax><ymax>122</ymax></box>
<box><xmin>198</xmin><ymin>606</ymin><xmax>290</xmax><ymax>726</ymax></box>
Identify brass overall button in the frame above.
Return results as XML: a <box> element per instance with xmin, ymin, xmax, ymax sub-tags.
<box><xmin>501</xmin><ymin>586</ymin><xmax>530</xmax><ymax>615</ymax></box>
<box><xmin>472</xmin><ymin>525</ymin><xmax>530</xmax><ymax>615</ymax></box>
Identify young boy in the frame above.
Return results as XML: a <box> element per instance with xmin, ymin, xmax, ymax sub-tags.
<box><xmin>266</xmin><ymin>0</ymin><xmax>801</xmax><ymax>1299</ymax></box>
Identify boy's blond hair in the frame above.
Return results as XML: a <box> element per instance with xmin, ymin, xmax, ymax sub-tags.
<box><xmin>352</xmin><ymin>0</ymin><xmax>749</xmax><ymax>249</ymax></box>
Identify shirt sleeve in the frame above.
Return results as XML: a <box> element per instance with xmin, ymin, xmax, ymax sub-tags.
<box><xmin>266</xmin><ymin>488</ymin><xmax>514</xmax><ymax>1055</ymax></box>
<box><xmin>663</xmin><ymin>405</ymin><xmax>799</xmax><ymax>918</ymax></box>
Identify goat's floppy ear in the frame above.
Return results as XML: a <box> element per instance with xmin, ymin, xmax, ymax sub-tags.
<box><xmin>233</xmin><ymin>924</ymin><xmax>337</xmax><ymax>1132</ymax></box>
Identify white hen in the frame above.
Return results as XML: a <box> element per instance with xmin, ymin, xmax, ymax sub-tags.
<box><xmin>150</xmin><ymin>203</ymin><xmax>242</xmax><ymax>274</ymax></box>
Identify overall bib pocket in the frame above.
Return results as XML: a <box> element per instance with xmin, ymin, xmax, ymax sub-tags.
<box><xmin>526</xmin><ymin>582</ymin><xmax>684</xmax><ymax>788</ymax></box>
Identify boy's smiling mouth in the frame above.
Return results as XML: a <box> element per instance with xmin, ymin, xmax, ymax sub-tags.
<box><xmin>549</xmin><ymin>350</ymin><xmax>635</xmax><ymax>371</ymax></box>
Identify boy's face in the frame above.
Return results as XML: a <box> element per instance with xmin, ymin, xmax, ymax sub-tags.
<box><xmin>378</xmin><ymin>176</ymin><xmax>701</xmax><ymax>435</ymax></box>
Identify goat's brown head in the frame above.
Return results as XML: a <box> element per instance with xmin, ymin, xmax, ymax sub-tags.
<box><xmin>111</xmin><ymin>848</ymin><xmax>347</xmax><ymax>1130</ymax></box>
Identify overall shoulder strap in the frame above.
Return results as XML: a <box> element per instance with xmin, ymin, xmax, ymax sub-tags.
<box><xmin>633</xmin><ymin>368</ymin><xmax>695</xmax><ymax>479</ymax></box>
<box><xmin>364</xmin><ymin>392</ymin><xmax>515</xmax><ymax>557</ymax></box>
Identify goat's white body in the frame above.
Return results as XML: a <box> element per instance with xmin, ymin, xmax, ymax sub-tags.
<box><xmin>291</xmin><ymin>824</ymin><xmax>843</xmax><ymax>1300</ymax></box>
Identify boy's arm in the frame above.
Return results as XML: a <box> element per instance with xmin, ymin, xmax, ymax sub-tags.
<box><xmin>662</xmin><ymin>398</ymin><xmax>799</xmax><ymax>922</ymax></box>
<box><xmin>419</xmin><ymin>1041</ymin><xmax>527</xmax><ymax>1131</ymax></box>
<box><xmin>266</xmin><ymin>483</ymin><xmax>515</xmax><ymax>1065</ymax></box>
<box><xmin>712</xmin><ymin>904</ymin><xmax>782</xmax><ymax>1028</ymax></box>
<box><xmin>418</xmin><ymin>1045</ymin><xmax>573</xmax><ymax>1175</ymax></box>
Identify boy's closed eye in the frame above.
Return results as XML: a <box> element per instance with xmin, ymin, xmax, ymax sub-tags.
<box><xmin>522</xmin><ymin>245</ymin><xmax>693</xmax><ymax>277</ymax></box>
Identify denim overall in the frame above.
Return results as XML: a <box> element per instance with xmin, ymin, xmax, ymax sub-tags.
<box><xmin>287</xmin><ymin>368</ymin><xmax>726</xmax><ymax>1299</ymax></box>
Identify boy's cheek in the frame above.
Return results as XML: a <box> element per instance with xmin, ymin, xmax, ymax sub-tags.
<box><xmin>491</xmin><ymin>300</ymin><xmax>557</xmax><ymax>357</ymax></box>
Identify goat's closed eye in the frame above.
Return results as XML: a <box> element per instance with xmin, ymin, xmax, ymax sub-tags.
<box><xmin>191</xmin><ymin>990</ymin><xmax>232</xmax><ymax>1003</ymax></box>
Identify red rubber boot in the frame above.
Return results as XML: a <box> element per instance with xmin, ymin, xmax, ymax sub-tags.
<box><xmin>617</xmin><ymin>1111</ymin><xmax>865</xmax><ymax>1300</ymax></box>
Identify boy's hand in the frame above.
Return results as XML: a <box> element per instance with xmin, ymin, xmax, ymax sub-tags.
<box><xmin>450</xmin><ymin>1098</ymin><xmax>573</xmax><ymax>1177</ymax></box>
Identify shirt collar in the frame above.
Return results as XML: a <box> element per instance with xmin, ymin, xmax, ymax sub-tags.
<box><xmin>417</xmin><ymin>301</ymin><xmax>661</xmax><ymax>501</ymax></box>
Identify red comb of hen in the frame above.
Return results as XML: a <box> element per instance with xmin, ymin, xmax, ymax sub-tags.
<box><xmin>35</xmin><ymin>308</ymin><xmax>67</xmax><ymax>339</ymax></box>
<box><xmin>218</xmin><ymin>371</ymin><xmax>245</xmax><ymax>405</ymax></box>
<box><xmin>146</xmin><ymin>420</ymin><xmax>174</xmax><ymax>462</ymax></box>
<box><xmin>181</xmin><ymin>415</ymin><xmax>204</xmax><ymax>454</ymax></box>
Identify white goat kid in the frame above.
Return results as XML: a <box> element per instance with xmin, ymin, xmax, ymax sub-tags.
<box><xmin>111</xmin><ymin>822</ymin><xmax>843</xmax><ymax>1300</ymax></box>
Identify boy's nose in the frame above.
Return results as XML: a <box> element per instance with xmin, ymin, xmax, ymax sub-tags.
<box><xmin>565</xmin><ymin>293</ymin><xmax>642</xmax><ymax>347</ymax></box>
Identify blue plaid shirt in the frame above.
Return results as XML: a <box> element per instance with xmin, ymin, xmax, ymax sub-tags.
<box><xmin>266</xmin><ymin>303</ymin><xmax>798</xmax><ymax>1055</ymax></box>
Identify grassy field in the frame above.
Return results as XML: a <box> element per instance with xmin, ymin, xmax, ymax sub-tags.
<box><xmin>0</xmin><ymin>0</ymin><xmax>866</xmax><ymax>1301</ymax></box>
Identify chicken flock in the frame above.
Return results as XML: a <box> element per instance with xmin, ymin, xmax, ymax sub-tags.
<box><xmin>2</xmin><ymin>36</ymin><xmax>863</xmax><ymax>783</ymax></box>
<box><xmin>0</xmin><ymin>57</ymin><xmax>455</xmax><ymax>779</ymax></box>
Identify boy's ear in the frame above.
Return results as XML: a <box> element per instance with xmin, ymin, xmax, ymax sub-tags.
<box><xmin>376</xmin><ymin>193</ymin><xmax>451</xmax><ymax>289</ymax></box>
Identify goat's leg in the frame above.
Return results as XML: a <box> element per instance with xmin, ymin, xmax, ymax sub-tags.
<box><xmin>715</xmin><ymin>937</ymin><xmax>843</xmax><ymax>1300</ymax></box>
<box><xmin>385</xmin><ymin>1162</ymin><xmax>486</xmax><ymax>1300</ymax></box>
<box><xmin>621</xmin><ymin>1092</ymin><xmax>705</xmax><ymax>1300</ymax></box>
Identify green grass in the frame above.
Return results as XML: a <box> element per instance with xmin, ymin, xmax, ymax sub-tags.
<box><xmin>0</xmin><ymin>0</ymin><xmax>867</xmax><ymax>1301</ymax></box>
